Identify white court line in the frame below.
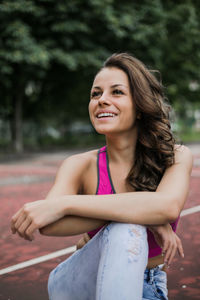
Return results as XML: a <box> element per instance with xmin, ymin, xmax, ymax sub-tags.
<box><xmin>1</xmin><ymin>205</ymin><xmax>200</xmax><ymax>276</ymax></box>
<box><xmin>180</xmin><ymin>205</ymin><xmax>200</xmax><ymax>216</ymax></box>
<box><xmin>0</xmin><ymin>246</ymin><xmax>76</xmax><ymax>276</ymax></box>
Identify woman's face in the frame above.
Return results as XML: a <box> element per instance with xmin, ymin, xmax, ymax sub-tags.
<box><xmin>89</xmin><ymin>67</ymin><xmax>137</xmax><ymax>136</ymax></box>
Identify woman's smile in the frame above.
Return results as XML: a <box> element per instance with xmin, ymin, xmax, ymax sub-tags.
<box><xmin>96</xmin><ymin>110</ymin><xmax>118</xmax><ymax>121</ymax></box>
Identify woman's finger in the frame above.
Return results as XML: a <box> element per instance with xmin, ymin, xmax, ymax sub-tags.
<box><xmin>83</xmin><ymin>233</ymin><xmax>91</xmax><ymax>243</ymax></box>
<box><xmin>168</xmin><ymin>242</ymin><xmax>177</xmax><ymax>265</ymax></box>
<box><xmin>76</xmin><ymin>233</ymin><xmax>91</xmax><ymax>250</ymax></box>
<box><xmin>76</xmin><ymin>237</ymin><xmax>85</xmax><ymax>250</ymax></box>
<box><xmin>11</xmin><ymin>209</ymin><xmax>23</xmax><ymax>233</ymax></box>
<box><xmin>164</xmin><ymin>240</ymin><xmax>173</xmax><ymax>266</ymax></box>
<box><xmin>18</xmin><ymin>217</ymin><xmax>32</xmax><ymax>240</ymax></box>
<box><xmin>162</xmin><ymin>239</ymin><xmax>169</xmax><ymax>257</ymax></box>
<box><xmin>12</xmin><ymin>213</ymin><xmax>26</xmax><ymax>235</ymax></box>
<box><xmin>24</xmin><ymin>221</ymin><xmax>38</xmax><ymax>240</ymax></box>
<box><xmin>176</xmin><ymin>236</ymin><xmax>184</xmax><ymax>258</ymax></box>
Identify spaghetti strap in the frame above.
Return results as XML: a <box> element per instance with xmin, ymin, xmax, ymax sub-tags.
<box><xmin>97</xmin><ymin>146</ymin><xmax>115</xmax><ymax>195</ymax></box>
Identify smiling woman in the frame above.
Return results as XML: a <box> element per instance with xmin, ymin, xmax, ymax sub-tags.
<box><xmin>11</xmin><ymin>53</ymin><xmax>193</xmax><ymax>300</ymax></box>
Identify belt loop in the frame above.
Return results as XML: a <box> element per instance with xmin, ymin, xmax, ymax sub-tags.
<box><xmin>148</xmin><ymin>268</ymin><xmax>154</xmax><ymax>285</ymax></box>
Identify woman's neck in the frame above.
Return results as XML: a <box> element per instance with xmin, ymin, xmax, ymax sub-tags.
<box><xmin>105</xmin><ymin>129</ymin><xmax>137</xmax><ymax>165</ymax></box>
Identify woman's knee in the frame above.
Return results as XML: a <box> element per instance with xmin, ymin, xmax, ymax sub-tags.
<box><xmin>102</xmin><ymin>222</ymin><xmax>148</xmax><ymax>256</ymax></box>
<box><xmin>103</xmin><ymin>222</ymin><xmax>147</xmax><ymax>240</ymax></box>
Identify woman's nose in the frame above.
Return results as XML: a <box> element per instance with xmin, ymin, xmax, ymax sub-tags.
<box><xmin>98</xmin><ymin>93</ymin><xmax>110</xmax><ymax>105</ymax></box>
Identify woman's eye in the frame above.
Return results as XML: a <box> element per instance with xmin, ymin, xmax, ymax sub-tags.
<box><xmin>113</xmin><ymin>89</ymin><xmax>123</xmax><ymax>95</ymax></box>
<box><xmin>91</xmin><ymin>91</ymin><xmax>100</xmax><ymax>98</ymax></box>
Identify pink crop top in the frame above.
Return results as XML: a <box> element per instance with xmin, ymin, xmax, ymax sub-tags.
<box><xmin>87</xmin><ymin>146</ymin><xmax>179</xmax><ymax>258</ymax></box>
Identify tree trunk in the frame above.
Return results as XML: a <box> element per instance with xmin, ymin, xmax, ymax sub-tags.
<box><xmin>10</xmin><ymin>66</ymin><xmax>24</xmax><ymax>153</ymax></box>
<box><xmin>12</xmin><ymin>94</ymin><xmax>23</xmax><ymax>153</ymax></box>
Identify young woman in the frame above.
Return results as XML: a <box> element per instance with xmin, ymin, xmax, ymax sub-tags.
<box><xmin>11</xmin><ymin>53</ymin><xmax>193</xmax><ymax>300</ymax></box>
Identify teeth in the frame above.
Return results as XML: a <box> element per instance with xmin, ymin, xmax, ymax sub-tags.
<box><xmin>97</xmin><ymin>113</ymin><xmax>115</xmax><ymax>118</ymax></box>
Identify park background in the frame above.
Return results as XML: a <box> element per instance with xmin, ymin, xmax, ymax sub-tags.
<box><xmin>0</xmin><ymin>1</ymin><xmax>200</xmax><ymax>300</ymax></box>
<box><xmin>0</xmin><ymin>0</ymin><xmax>200</xmax><ymax>154</ymax></box>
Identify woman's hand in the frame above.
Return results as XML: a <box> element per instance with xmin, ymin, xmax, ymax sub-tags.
<box><xmin>11</xmin><ymin>200</ymin><xmax>65</xmax><ymax>241</ymax></box>
<box><xmin>76</xmin><ymin>233</ymin><xmax>91</xmax><ymax>250</ymax></box>
<box><xmin>148</xmin><ymin>224</ymin><xmax>184</xmax><ymax>267</ymax></box>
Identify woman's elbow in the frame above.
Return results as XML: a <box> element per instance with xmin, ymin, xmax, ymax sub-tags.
<box><xmin>165</xmin><ymin>201</ymin><xmax>180</xmax><ymax>223</ymax></box>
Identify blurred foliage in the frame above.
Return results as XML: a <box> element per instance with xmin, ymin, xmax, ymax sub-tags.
<box><xmin>179</xmin><ymin>130</ymin><xmax>200</xmax><ymax>143</ymax></box>
<box><xmin>0</xmin><ymin>0</ymin><xmax>200</xmax><ymax>151</ymax></box>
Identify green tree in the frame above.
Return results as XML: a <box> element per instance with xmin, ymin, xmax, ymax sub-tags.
<box><xmin>0</xmin><ymin>0</ymin><xmax>200</xmax><ymax>152</ymax></box>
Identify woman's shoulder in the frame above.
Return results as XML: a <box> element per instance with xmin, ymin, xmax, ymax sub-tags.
<box><xmin>60</xmin><ymin>148</ymin><xmax>99</xmax><ymax>174</ymax></box>
<box><xmin>61</xmin><ymin>149</ymin><xmax>100</xmax><ymax>194</ymax></box>
<box><xmin>174</xmin><ymin>144</ymin><xmax>193</xmax><ymax>171</ymax></box>
<box><xmin>174</xmin><ymin>144</ymin><xmax>193</xmax><ymax>156</ymax></box>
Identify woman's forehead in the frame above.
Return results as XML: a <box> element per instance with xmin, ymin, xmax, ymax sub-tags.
<box><xmin>92</xmin><ymin>67</ymin><xmax>129</xmax><ymax>88</ymax></box>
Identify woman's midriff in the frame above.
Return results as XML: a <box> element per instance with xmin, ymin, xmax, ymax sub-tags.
<box><xmin>147</xmin><ymin>254</ymin><xmax>166</xmax><ymax>271</ymax></box>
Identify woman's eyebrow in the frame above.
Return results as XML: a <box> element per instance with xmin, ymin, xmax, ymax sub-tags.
<box><xmin>111</xmin><ymin>84</ymin><xmax>128</xmax><ymax>88</ymax></box>
<box><xmin>92</xmin><ymin>86</ymin><xmax>101</xmax><ymax>90</ymax></box>
<box><xmin>92</xmin><ymin>84</ymin><xmax>128</xmax><ymax>89</ymax></box>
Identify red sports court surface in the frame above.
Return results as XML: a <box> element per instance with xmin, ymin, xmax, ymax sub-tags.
<box><xmin>0</xmin><ymin>145</ymin><xmax>199</xmax><ymax>300</ymax></box>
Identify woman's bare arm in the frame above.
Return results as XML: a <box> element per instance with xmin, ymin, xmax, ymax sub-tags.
<box><xmin>40</xmin><ymin>151</ymin><xmax>109</xmax><ymax>236</ymax></box>
<box><xmin>11</xmin><ymin>145</ymin><xmax>193</xmax><ymax>239</ymax></box>
<box><xmin>40</xmin><ymin>216</ymin><xmax>108</xmax><ymax>236</ymax></box>
<box><xmin>41</xmin><ymin>146</ymin><xmax>192</xmax><ymax>237</ymax></box>
<box><xmin>59</xmin><ymin>145</ymin><xmax>193</xmax><ymax>225</ymax></box>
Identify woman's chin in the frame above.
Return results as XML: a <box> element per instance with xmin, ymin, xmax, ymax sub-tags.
<box><xmin>95</xmin><ymin>128</ymin><xmax>119</xmax><ymax>136</ymax></box>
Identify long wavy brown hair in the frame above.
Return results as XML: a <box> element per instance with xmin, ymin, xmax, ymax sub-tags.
<box><xmin>102</xmin><ymin>53</ymin><xmax>175</xmax><ymax>191</ymax></box>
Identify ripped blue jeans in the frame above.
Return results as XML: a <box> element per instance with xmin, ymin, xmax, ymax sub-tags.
<box><xmin>48</xmin><ymin>222</ymin><xmax>168</xmax><ymax>300</ymax></box>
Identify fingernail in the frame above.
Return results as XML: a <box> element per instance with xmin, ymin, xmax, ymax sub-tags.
<box><xmin>164</xmin><ymin>261</ymin><xmax>169</xmax><ymax>267</ymax></box>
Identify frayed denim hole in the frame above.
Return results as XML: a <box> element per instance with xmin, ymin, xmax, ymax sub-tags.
<box><xmin>126</xmin><ymin>225</ymin><xmax>143</xmax><ymax>263</ymax></box>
